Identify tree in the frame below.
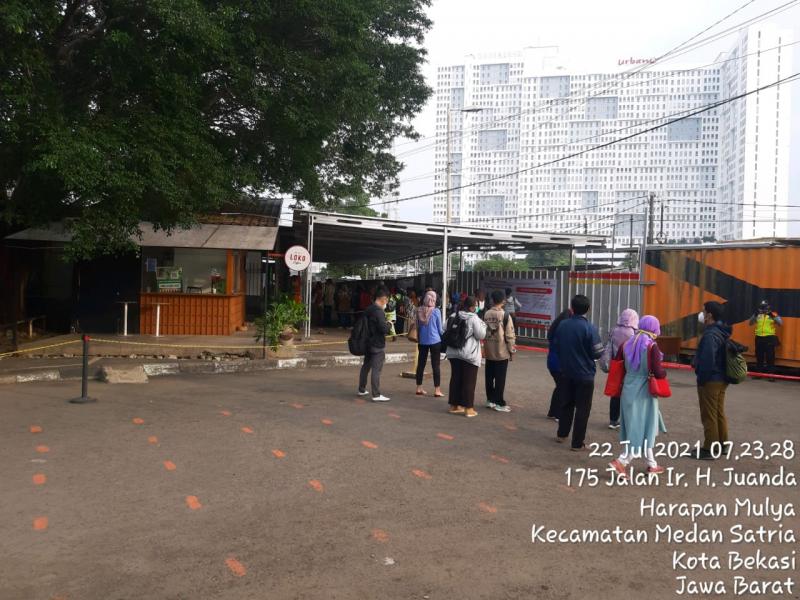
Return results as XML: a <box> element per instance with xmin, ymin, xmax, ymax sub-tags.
<box><xmin>0</xmin><ymin>1</ymin><xmax>431</xmax><ymax>257</ymax></box>
<box><xmin>472</xmin><ymin>254</ymin><xmax>529</xmax><ymax>272</ymax></box>
<box><xmin>525</xmin><ymin>249</ymin><xmax>572</xmax><ymax>268</ymax></box>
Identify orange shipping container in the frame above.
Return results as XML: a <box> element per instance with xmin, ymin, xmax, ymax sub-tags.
<box><xmin>643</xmin><ymin>242</ymin><xmax>800</xmax><ymax>368</ymax></box>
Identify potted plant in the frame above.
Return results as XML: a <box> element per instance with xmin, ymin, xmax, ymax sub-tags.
<box><xmin>254</xmin><ymin>295</ymin><xmax>309</xmax><ymax>358</ymax></box>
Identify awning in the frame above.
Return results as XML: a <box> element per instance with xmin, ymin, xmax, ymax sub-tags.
<box><xmin>6</xmin><ymin>221</ymin><xmax>278</xmax><ymax>251</ymax></box>
<box><xmin>290</xmin><ymin>210</ymin><xmax>606</xmax><ymax>264</ymax></box>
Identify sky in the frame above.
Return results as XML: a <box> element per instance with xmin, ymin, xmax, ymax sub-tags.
<box><xmin>390</xmin><ymin>0</ymin><xmax>800</xmax><ymax>236</ymax></box>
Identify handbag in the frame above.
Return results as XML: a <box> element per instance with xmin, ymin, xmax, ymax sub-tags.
<box><xmin>407</xmin><ymin>318</ymin><xmax>418</xmax><ymax>343</ymax></box>
<box><xmin>603</xmin><ymin>345</ymin><xmax>626</xmax><ymax>397</ymax></box>
<box><xmin>647</xmin><ymin>345</ymin><xmax>672</xmax><ymax>398</ymax></box>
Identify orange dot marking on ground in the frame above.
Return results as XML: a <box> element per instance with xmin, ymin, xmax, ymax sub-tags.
<box><xmin>225</xmin><ymin>557</ymin><xmax>247</xmax><ymax>577</ymax></box>
<box><xmin>240</xmin><ymin>426</ymin><xmax>254</xmax><ymax>434</ymax></box>
<box><xmin>271</xmin><ymin>449</ymin><xmax>286</xmax><ymax>459</ymax></box>
<box><xmin>147</xmin><ymin>436</ymin><xmax>159</xmax><ymax>445</ymax></box>
<box><xmin>478</xmin><ymin>502</ymin><xmax>498</xmax><ymax>514</ymax></box>
<box><xmin>33</xmin><ymin>516</ymin><xmax>48</xmax><ymax>531</ymax></box>
<box><xmin>387</xmin><ymin>412</ymin><xmax>401</xmax><ymax>419</ymax></box>
<box><xmin>220</xmin><ymin>410</ymin><xmax>232</xmax><ymax>417</ymax></box>
<box><xmin>559</xmin><ymin>484</ymin><xmax>577</xmax><ymax>494</ymax></box>
<box><xmin>361</xmin><ymin>440</ymin><xmax>379</xmax><ymax>449</ymax></box>
<box><xmin>36</xmin><ymin>445</ymin><xmax>50</xmax><ymax>454</ymax></box>
<box><xmin>291</xmin><ymin>402</ymin><xmax>304</xmax><ymax>409</ymax></box>
<box><xmin>503</xmin><ymin>423</ymin><xmax>518</xmax><ymax>432</ymax></box>
<box><xmin>411</xmin><ymin>469</ymin><xmax>432</xmax><ymax>480</ymax></box>
<box><xmin>30</xmin><ymin>425</ymin><xmax>43</xmax><ymax>434</ymax></box>
<box><xmin>52</xmin><ymin>596</ymin><xmax>68</xmax><ymax>600</ymax></box>
<box><xmin>32</xmin><ymin>473</ymin><xmax>47</xmax><ymax>485</ymax></box>
<box><xmin>354</xmin><ymin>398</ymin><xmax>366</xmax><ymax>405</ymax></box>
<box><xmin>371</xmin><ymin>529</ymin><xmax>390</xmax><ymax>543</ymax></box>
<box><xmin>185</xmin><ymin>496</ymin><xmax>203</xmax><ymax>510</ymax></box>
<box><xmin>163</xmin><ymin>461</ymin><xmax>177</xmax><ymax>471</ymax></box>
<box><xmin>308</xmin><ymin>480</ymin><xmax>324</xmax><ymax>493</ymax></box>
<box><xmin>490</xmin><ymin>454</ymin><xmax>510</xmax><ymax>464</ymax></box>
<box><xmin>132</xmin><ymin>418</ymin><xmax>145</xmax><ymax>425</ymax></box>
<box><xmin>436</xmin><ymin>433</ymin><xmax>454</xmax><ymax>441</ymax></box>
<box><xmin>321</xmin><ymin>418</ymin><xmax>334</xmax><ymax>426</ymax></box>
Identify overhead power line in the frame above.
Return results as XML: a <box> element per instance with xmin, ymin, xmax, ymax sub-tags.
<box><xmin>368</xmin><ymin>71</ymin><xmax>800</xmax><ymax>210</ymax></box>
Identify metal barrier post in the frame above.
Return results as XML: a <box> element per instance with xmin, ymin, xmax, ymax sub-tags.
<box><xmin>69</xmin><ymin>335</ymin><xmax>97</xmax><ymax>404</ymax></box>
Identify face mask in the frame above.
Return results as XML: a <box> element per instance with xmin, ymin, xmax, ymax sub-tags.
<box><xmin>697</xmin><ymin>311</ymin><xmax>705</xmax><ymax>325</ymax></box>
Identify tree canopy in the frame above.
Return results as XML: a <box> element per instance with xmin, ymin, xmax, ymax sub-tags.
<box><xmin>0</xmin><ymin>1</ymin><xmax>431</xmax><ymax>257</ymax></box>
<box><xmin>471</xmin><ymin>254</ymin><xmax>529</xmax><ymax>272</ymax></box>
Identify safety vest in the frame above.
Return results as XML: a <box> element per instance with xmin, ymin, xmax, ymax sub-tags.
<box><xmin>755</xmin><ymin>314</ymin><xmax>777</xmax><ymax>337</ymax></box>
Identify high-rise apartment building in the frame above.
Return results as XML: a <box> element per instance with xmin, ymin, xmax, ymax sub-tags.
<box><xmin>432</xmin><ymin>24</ymin><xmax>793</xmax><ymax>243</ymax></box>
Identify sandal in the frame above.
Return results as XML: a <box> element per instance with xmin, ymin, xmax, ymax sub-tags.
<box><xmin>434</xmin><ymin>392</ymin><xmax>445</xmax><ymax>398</ymax></box>
<box><xmin>416</xmin><ymin>390</ymin><xmax>428</xmax><ymax>396</ymax></box>
<box><xmin>449</xmin><ymin>406</ymin><xmax>465</xmax><ymax>415</ymax></box>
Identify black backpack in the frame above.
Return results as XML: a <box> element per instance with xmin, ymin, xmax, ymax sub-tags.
<box><xmin>348</xmin><ymin>315</ymin><xmax>370</xmax><ymax>356</ymax></box>
<box><xmin>442</xmin><ymin>315</ymin><xmax>469</xmax><ymax>350</ymax></box>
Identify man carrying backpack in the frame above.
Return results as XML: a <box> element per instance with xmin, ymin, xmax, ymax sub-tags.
<box><xmin>483</xmin><ymin>290</ymin><xmax>516</xmax><ymax>412</ymax></box>
<box><xmin>693</xmin><ymin>301</ymin><xmax>733</xmax><ymax>460</ymax></box>
<box><xmin>356</xmin><ymin>287</ymin><xmax>393</xmax><ymax>402</ymax></box>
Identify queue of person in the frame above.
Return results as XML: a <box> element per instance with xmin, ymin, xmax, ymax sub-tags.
<box><xmin>342</xmin><ymin>281</ymin><xmax>754</xmax><ymax>464</ymax></box>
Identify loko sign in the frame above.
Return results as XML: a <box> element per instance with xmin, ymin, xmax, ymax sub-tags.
<box><xmin>284</xmin><ymin>245</ymin><xmax>311</xmax><ymax>271</ymax></box>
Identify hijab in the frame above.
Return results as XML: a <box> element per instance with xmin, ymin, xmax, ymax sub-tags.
<box><xmin>624</xmin><ymin>315</ymin><xmax>661</xmax><ymax>371</ymax></box>
<box><xmin>611</xmin><ymin>309</ymin><xmax>639</xmax><ymax>354</ymax></box>
<box><xmin>417</xmin><ymin>291</ymin><xmax>437</xmax><ymax>325</ymax></box>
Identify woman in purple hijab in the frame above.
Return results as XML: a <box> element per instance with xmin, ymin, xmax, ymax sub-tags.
<box><xmin>600</xmin><ymin>308</ymin><xmax>639</xmax><ymax>429</ymax></box>
<box><xmin>609</xmin><ymin>315</ymin><xmax>669</xmax><ymax>476</ymax></box>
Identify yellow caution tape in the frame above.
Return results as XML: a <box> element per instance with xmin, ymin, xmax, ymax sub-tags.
<box><xmin>0</xmin><ymin>339</ymin><xmax>83</xmax><ymax>359</ymax></box>
<box><xmin>1</xmin><ymin>332</ymin><xmax>409</xmax><ymax>358</ymax></box>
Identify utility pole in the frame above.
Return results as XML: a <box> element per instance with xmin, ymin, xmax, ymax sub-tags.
<box><xmin>441</xmin><ymin>108</ymin><xmax>452</xmax><ymax>323</ymax></box>
<box><xmin>629</xmin><ymin>214</ymin><xmax>634</xmax><ymax>249</ymax></box>
<box><xmin>647</xmin><ymin>192</ymin><xmax>656</xmax><ymax>245</ymax></box>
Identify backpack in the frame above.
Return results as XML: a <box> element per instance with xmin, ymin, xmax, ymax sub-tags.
<box><xmin>442</xmin><ymin>314</ymin><xmax>470</xmax><ymax>350</ymax></box>
<box><xmin>725</xmin><ymin>339</ymin><xmax>748</xmax><ymax>384</ymax></box>
<box><xmin>348</xmin><ymin>315</ymin><xmax>370</xmax><ymax>356</ymax></box>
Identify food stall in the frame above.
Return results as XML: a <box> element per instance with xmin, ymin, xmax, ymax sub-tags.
<box><xmin>136</xmin><ymin>203</ymin><xmax>281</xmax><ymax>336</ymax></box>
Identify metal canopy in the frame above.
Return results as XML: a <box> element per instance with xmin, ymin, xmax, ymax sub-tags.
<box><xmin>292</xmin><ymin>210</ymin><xmax>606</xmax><ymax>265</ymax></box>
<box><xmin>6</xmin><ymin>221</ymin><xmax>279</xmax><ymax>251</ymax></box>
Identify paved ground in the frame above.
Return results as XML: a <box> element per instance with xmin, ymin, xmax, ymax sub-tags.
<box><xmin>1</xmin><ymin>352</ymin><xmax>797</xmax><ymax>600</ymax></box>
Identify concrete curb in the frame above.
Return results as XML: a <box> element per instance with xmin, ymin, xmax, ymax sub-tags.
<box><xmin>0</xmin><ymin>352</ymin><xmax>415</xmax><ymax>385</ymax></box>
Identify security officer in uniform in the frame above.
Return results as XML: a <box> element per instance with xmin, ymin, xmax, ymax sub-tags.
<box><xmin>749</xmin><ymin>300</ymin><xmax>782</xmax><ymax>378</ymax></box>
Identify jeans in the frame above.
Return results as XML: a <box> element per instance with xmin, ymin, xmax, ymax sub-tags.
<box><xmin>755</xmin><ymin>335</ymin><xmax>778</xmax><ymax>373</ymax></box>
<box><xmin>359</xmin><ymin>348</ymin><xmax>385</xmax><ymax>397</ymax></box>
<box><xmin>448</xmin><ymin>358</ymin><xmax>479</xmax><ymax>409</ymax></box>
<box><xmin>697</xmin><ymin>381</ymin><xmax>728</xmax><ymax>451</ymax></box>
<box><xmin>609</xmin><ymin>396</ymin><xmax>620</xmax><ymax>424</ymax></box>
<box><xmin>557</xmin><ymin>376</ymin><xmax>595</xmax><ymax>449</ymax></box>
<box><xmin>416</xmin><ymin>343</ymin><xmax>441</xmax><ymax>387</ymax></box>
<box><xmin>547</xmin><ymin>370</ymin><xmax>561</xmax><ymax>418</ymax></box>
<box><xmin>485</xmin><ymin>359</ymin><xmax>509</xmax><ymax>407</ymax></box>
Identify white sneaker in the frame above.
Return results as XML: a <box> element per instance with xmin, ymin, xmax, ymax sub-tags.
<box><xmin>357</xmin><ymin>390</ymin><xmax>369</xmax><ymax>396</ymax></box>
<box><xmin>486</xmin><ymin>402</ymin><xmax>496</xmax><ymax>409</ymax></box>
<box><xmin>372</xmin><ymin>395</ymin><xmax>391</xmax><ymax>402</ymax></box>
<box><xmin>493</xmin><ymin>405</ymin><xmax>511</xmax><ymax>413</ymax></box>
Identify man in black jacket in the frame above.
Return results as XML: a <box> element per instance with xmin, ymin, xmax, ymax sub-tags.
<box><xmin>358</xmin><ymin>286</ymin><xmax>393</xmax><ymax>401</ymax></box>
<box><xmin>694</xmin><ymin>301</ymin><xmax>733</xmax><ymax>460</ymax></box>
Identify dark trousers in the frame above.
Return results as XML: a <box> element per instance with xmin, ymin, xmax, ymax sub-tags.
<box><xmin>609</xmin><ymin>396</ymin><xmax>621</xmax><ymax>424</ymax></box>
<box><xmin>547</xmin><ymin>370</ymin><xmax>561</xmax><ymax>418</ymax></box>
<box><xmin>416</xmin><ymin>343</ymin><xmax>441</xmax><ymax>387</ymax></box>
<box><xmin>323</xmin><ymin>305</ymin><xmax>333</xmax><ymax>327</ymax></box>
<box><xmin>485</xmin><ymin>359</ymin><xmax>509</xmax><ymax>407</ymax></box>
<box><xmin>359</xmin><ymin>348</ymin><xmax>385</xmax><ymax>397</ymax></box>
<box><xmin>448</xmin><ymin>358</ymin><xmax>478</xmax><ymax>409</ymax></box>
<box><xmin>557</xmin><ymin>376</ymin><xmax>595</xmax><ymax>449</ymax></box>
<box><xmin>395</xmin><ymin>316</ymin><xmax>405</xmax><ymax>335</ymax></box>
<box><xmin>755</xmin><ymin>336</ymin><xmax>777</xmax><ymax>373</ymax></box>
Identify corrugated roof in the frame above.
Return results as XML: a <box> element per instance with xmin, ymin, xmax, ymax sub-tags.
<box><xmin>289</xmin><ymin>211</ymin><xmax>606</xmax><ymax>265</ymax></box>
